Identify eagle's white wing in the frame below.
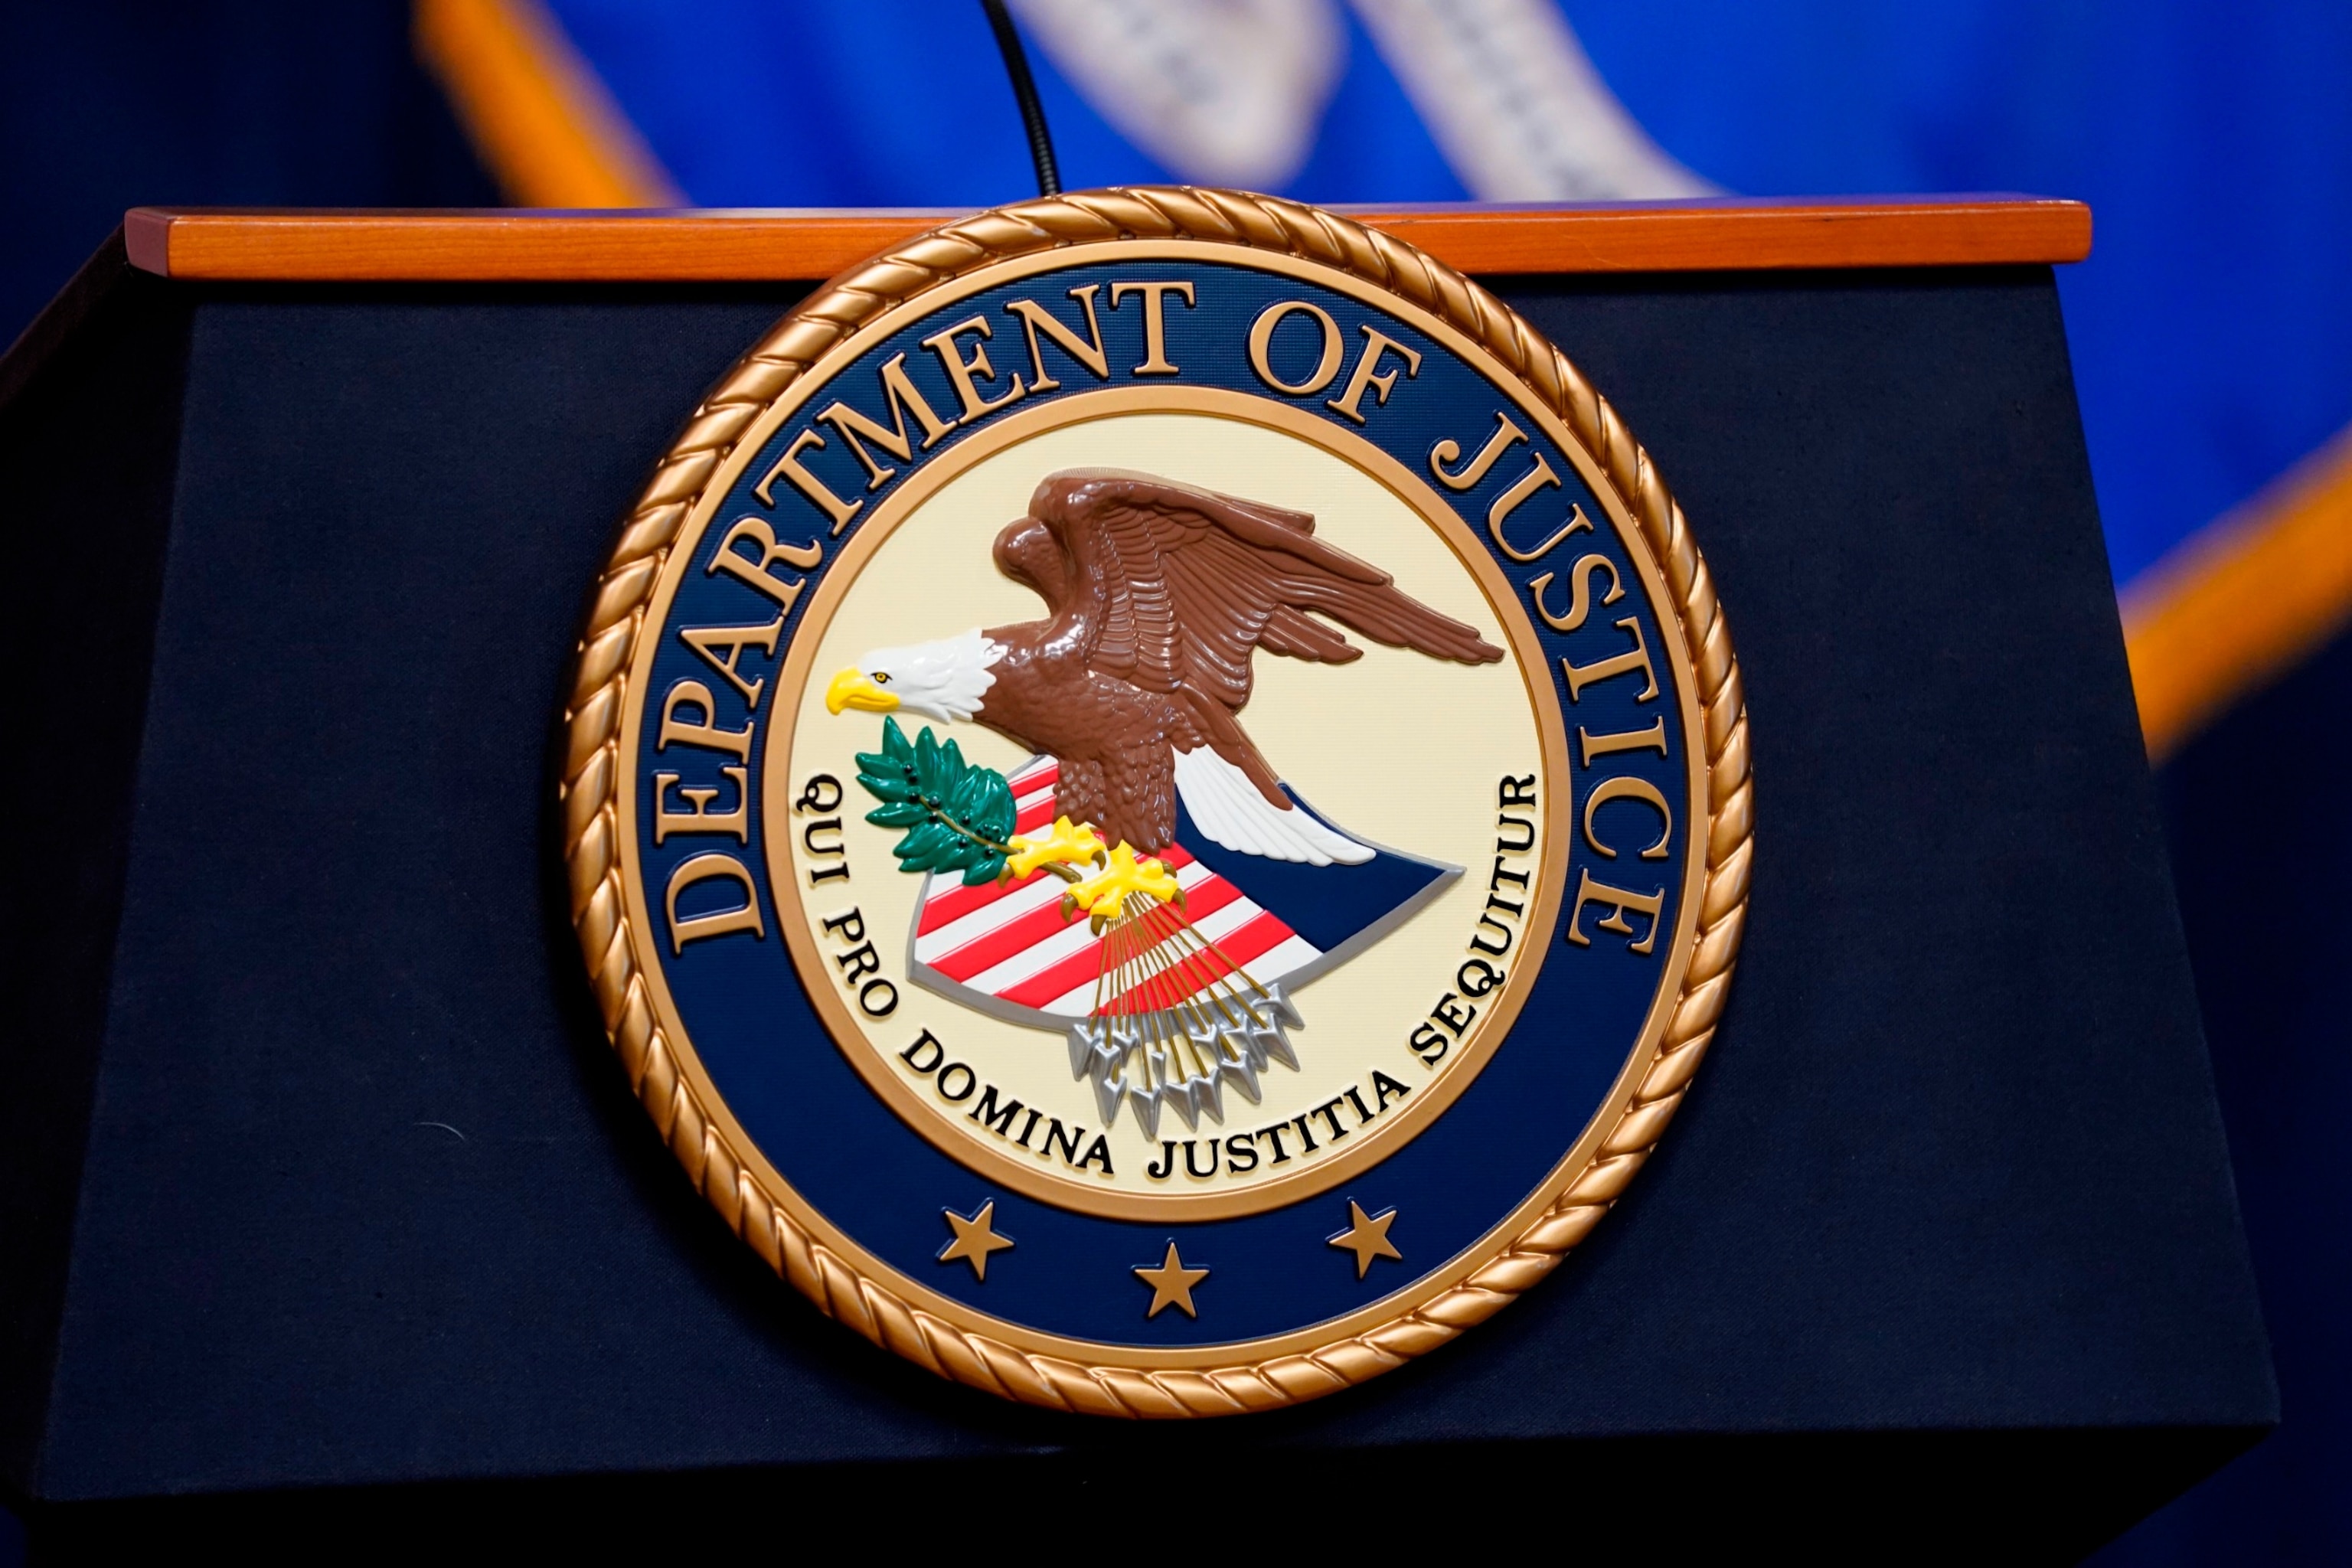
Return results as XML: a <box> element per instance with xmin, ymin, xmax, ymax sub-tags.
<box><xmin>1173</xmin><ymin>746</ymin><xmax>1374</xmax><ymax>865</ymax></box>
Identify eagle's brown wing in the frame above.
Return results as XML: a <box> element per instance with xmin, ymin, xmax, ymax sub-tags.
<box><xmin>1033</xmin><ymin>469</ymin><xmax>1504</xmax><ymax>804</ymax></box>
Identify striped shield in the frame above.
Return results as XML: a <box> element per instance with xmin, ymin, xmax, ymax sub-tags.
<box><xmin>906</xmin><ymin>756</ymin><xmax>1461</xmax><ymax>1132</ymax></box>
<box><xmin>909</xmin><ymin>755</ymin><xmax>1459</xmax><ymax>1021</ymax></box>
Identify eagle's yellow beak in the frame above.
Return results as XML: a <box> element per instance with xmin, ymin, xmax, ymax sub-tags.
<box><xmin>825</xmin><ymin>667</ymin><xmax>899</xmax><ymax>715</ymax></box>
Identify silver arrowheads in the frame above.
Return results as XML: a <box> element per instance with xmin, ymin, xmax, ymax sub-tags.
<box><xmin>1070</xmin><ymin>983</ymin><xmax>1305</xmax><ymax>1137</ymax></box>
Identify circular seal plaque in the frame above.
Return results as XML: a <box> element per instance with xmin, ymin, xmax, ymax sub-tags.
<box><xmin>561</xmin><ymin>190</ymin><xmax>1749</xmax><ymax>1416</ymax></box>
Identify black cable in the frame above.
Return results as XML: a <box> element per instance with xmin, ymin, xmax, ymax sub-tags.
<box><xmin>979</xmin><ymin>0</ymin><xmax>1061</xmax><ymax>198</ymax></box>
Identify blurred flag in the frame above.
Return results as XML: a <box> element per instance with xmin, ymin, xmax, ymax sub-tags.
<box><xmin>1003</xmin><ymin>0</ymin><xmax>1712</xmax><ymax>198</ymax></box>
<box><xmin>1004</xmin><ymin>0</ymin><xmax>1344</xmax><ymax>190</ymax></box>
<box><xmin>1346</xmin><ymin>0</ymin><xmax>1713</xmax><ymax>199</ymax></box>
<box><xmin>415</xmin><ymin>0</ymin><xmax>2352</xmax><ymax>726</ymax></box>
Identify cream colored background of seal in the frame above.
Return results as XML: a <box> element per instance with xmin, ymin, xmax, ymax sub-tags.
<box><xmin>787</xmin><ymin>412</ymin><xmax>1546</xmax><ymax>1196</ymax></box>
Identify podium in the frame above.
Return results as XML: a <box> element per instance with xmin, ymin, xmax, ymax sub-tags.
<box><xmin>0</xmin><ymin>199</ymin><xmax>2273</xmax><ymax>1554</ymax></box>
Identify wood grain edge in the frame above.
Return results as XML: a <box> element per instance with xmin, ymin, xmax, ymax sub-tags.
<box><xmin>125</xmin><ymin>198</ymin><xmax>2092</xmax><ymax>284</ymax></box>
<box><xmin>122</xmin><ymin>210</ymin><xmax>172</xmax><ymax>276</ymax></box>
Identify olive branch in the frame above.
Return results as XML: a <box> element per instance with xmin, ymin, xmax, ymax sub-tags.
<box><xmin>854</xmin><ymin>720</ymin><xmax>1187</xmax><ymax>925</ymax></box>
<box><xmin>853</xmin><ymin>717</ymin><xmax>1024</xmax><ymax>887</ymax></box>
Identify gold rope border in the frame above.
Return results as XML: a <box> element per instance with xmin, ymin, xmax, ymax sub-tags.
<box><xmin>558</xmin><ymin>188</ymin><xmax>1753</xmax><ymax>1417</ymax></box>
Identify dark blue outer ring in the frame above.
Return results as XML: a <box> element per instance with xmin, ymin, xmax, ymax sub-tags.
<box><xmin>622</xmin><ymin>248</ymin><xmax>1698</xmax><ymax>1354</ymax></box>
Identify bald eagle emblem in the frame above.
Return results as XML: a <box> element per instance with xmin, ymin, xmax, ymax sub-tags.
<box><xmin>833</xmin><ymin>469</ymin><xmax>1504</xmax><ymax>1135</ymax></box>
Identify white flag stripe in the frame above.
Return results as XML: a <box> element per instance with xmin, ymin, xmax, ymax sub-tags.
<box><xmin>1035</xmin><ymin>982</ymin><xmax>1102</xmax><ymax>1019</ymax></box>
<box><xmin>1247</xmin><ymin>933</ymin><xmax>1324</xmax><ymax>981</ymax></box>
<box><xmin>963</xmin><ymin>877</ymin><xmax>1264</xmax><ymax>1001</ymax></box>
<box><xmin>1168</xmin><ymin>890</ymin><xmax>1267</xmax><ymax>945</ymax></box>
<box><xmin>915</xmin><ymin>858</ymin><xmax>1220</xmax><ymax>967</ymax></box>
<box><xmin>1007</xmin><ymin>0</ymin><xmax>1343</xmax><ymax>189</ymax></box>
<box><xmin>960</xmin><ymin>910</ymin><xmax>1116</xmax><ymax>997</ymax></box>
<box><xmin>910</xmin><ymin>872</ymin><xmax>1068</xmax><ymax>964</ymax></box>
<box><xmin>1350</xmin><ymin>0</ymin><xmax>1713</xmax><ymax>201</ymax></box>
<box><xmin>1046</xmin><ymin>893</ymin><xmax>1272</xmax><ymax>1009</ymax></box>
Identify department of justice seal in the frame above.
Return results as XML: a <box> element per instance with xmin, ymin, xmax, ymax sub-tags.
<box><xmin>560</xmin><ymin>188</ymin><xmax>1749</xmax><ymax>1416</ymax></box>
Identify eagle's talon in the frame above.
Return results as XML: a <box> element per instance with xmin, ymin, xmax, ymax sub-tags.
<box><xmin>1006</xmin><ymin>815</ymin><xmax>1107</xmax><ymax>881</ymax></box>
<box><xmin>1065</xmin><ymin>841</ymin><xmax>1182</xmax><ymax>922</ymax></box>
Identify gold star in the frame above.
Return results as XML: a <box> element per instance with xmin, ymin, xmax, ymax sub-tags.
<box><xmin>1328</xmin><ymin>1201</ymin><xmax>1402</xmax><ymax>1279</ymax></box>
<box><xmin>937</xmin><ymin>1200</ymin><xmax>1015</xmax><ymax>1281</ymax></box>
<box><xmin>1133</xmin><ymin>1241</ymin><xmax>1209</xmax><ymax>1318</ymax></box>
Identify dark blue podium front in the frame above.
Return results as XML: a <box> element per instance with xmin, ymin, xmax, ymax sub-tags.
<box><xmin>0</xmin><ymin>218</ymin><xmax>2272</xmax><ymax>1557</ymax></box>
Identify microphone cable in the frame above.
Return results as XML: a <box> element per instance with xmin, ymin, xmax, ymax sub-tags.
<box><xmin>978</xmin><ymin>0</ymin><xmax>1062</xmax><ymax>198</ymax></box>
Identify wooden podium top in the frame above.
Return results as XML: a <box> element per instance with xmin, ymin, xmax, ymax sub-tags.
<box><xmin>120</xmin><ymin>197</ymin><xmax>2089</xmax><ymax>283</ymax></box>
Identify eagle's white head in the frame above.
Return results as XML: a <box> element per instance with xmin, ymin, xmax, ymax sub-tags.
<box><xmin>825</xmin><ymin>628</ymin><xmax>1005</xmax><ymax>724</ymax></box>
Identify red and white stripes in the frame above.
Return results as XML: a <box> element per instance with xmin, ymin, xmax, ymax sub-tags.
<box><xmin>910</xmin><ymin>756</ymin><xmax>1321</xmax><ymax>1018</ymax></box>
